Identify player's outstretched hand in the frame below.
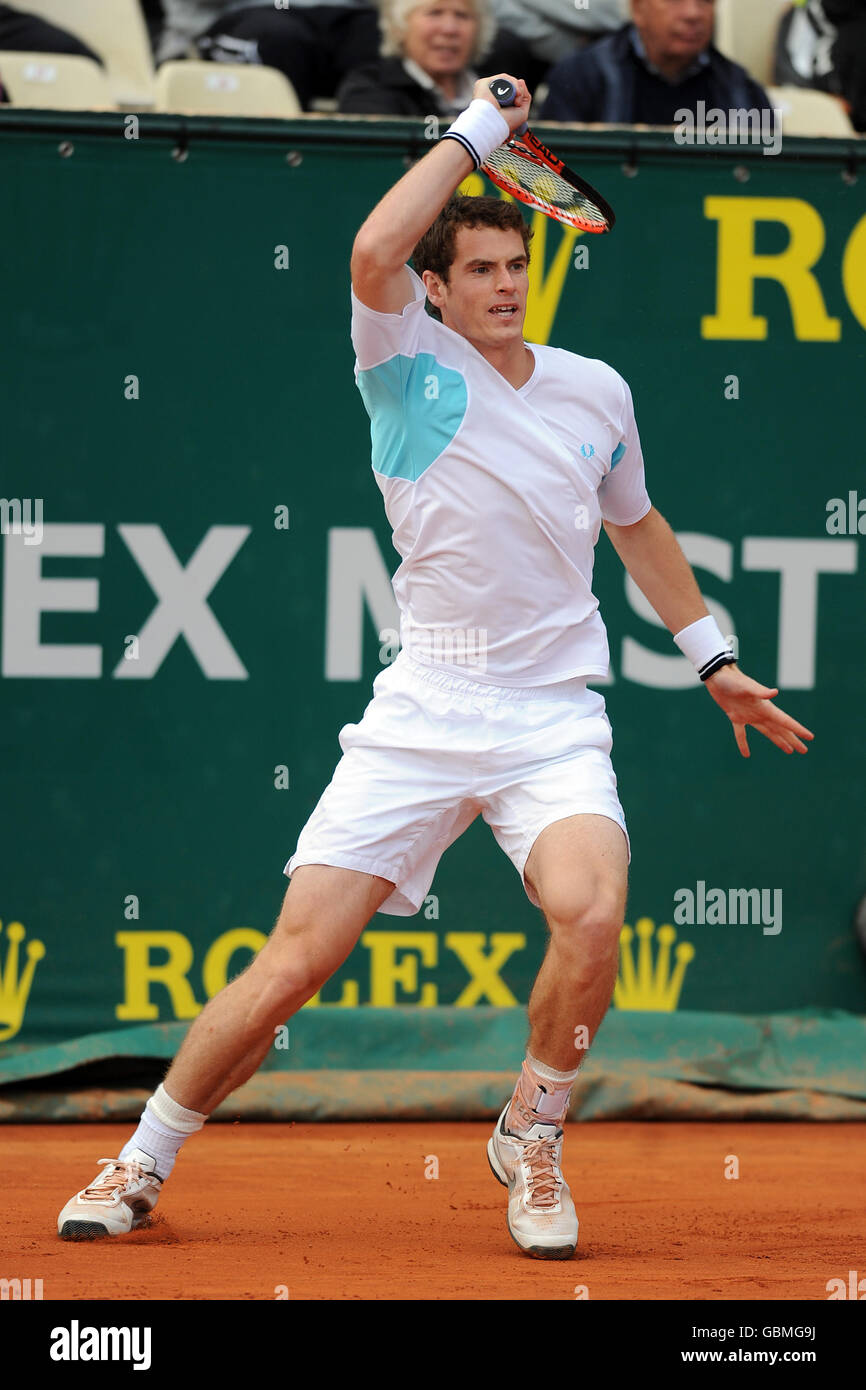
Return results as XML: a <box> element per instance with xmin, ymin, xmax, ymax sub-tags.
<box><xmin>704</xmin><ymin>665</ymin><xmax>814</xmax><ymax>758</ymax></box>
<box><xmin>474</xmin><ymin>73</ymin><xmax>531</xmax><ymax>135</ymax></box>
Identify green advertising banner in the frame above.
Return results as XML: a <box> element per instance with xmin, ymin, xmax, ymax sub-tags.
<box><xmin>1</xmin><ymin>112</ymin><xmax>865</xmax><ymax>1073</ymax></box>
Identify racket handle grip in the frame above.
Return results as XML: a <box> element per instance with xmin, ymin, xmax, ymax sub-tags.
<box><xmin>488</xmin><ymin>78</ymin><xmax>528</xmax><ymax>136</ymax></box>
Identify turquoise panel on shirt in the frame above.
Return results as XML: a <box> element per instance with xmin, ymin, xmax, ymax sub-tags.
<box><xmin>357</xmin><ymin>352</ymin><xmax>468</xmax><ymax>481</ymax></box>
<box><xmin>611</xmin><ymin>442</ymin><xmax>626</xmax><ymax>468</ymax></box>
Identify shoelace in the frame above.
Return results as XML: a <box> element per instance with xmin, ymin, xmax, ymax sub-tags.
<box><xmin>81</xmin><ymin>1158</ymin><xmax>148</xmax><ymax>1203</ymax></box>
<box><xmin>520</xmin><ymin>1136</ymin><xmax>562</xmax><ymax>1209</ymax></box>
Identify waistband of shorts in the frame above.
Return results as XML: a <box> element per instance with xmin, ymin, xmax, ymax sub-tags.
<box><xmin>396</xmin><ymin>652</ymin><xmax>590</xmax><ymax>702</ymax></box>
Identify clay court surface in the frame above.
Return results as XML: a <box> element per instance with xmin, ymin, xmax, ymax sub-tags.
<box><xmin>4</xmin><ymin>1121</ymin><xmax>865</xmax><ymax>1300</ymax></box>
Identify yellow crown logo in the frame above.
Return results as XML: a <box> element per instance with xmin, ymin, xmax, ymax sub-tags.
<box><xmin>613</xmin><ymin>917</ymin><xmax>694</xmax><ymax>1012</ymax></box>
<box><xmin>0</xmin><ymin>921</ymin><xmax>45</xmax><ymax>1041</ymax></box>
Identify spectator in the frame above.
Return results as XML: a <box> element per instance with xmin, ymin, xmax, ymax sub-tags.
<box><xmin>338</xmin><ymin>0</ymin><xmax>501</xmax><ymax>119</ymax></box>
<box><xmin>541</xmin><ymin>0</ymin><xmax>773</xmax><ymax>126</ymax></box>
<box><xmin>141</xmin><ymin>0</ymin><xmax>167</xmax><ymax>58</ymax></box>
<box><xmin>157</xmin><ymin>1</ymin><xmax>382</xmax><ymax>110</ymax></box>
<box><xmin>0</xmin><ymin>3</ymin><xmax>104</xmax><ymax>65</ymax></box>
<box><xmin>775</xmin><ymin>0</ymin><xmax>866</xmax><ymax>132</ymax></box>
<box><xmin>491</xmin><ymin>0</ymin><xmax>628</xmax><ymax>67</ymax></box>
<box><xmin>832</xmin><ymin>0</ymin><xmax>866</xmax><ymax>129</ymax></box>
<box><xmin>0</xmin><ymin>1</ymin><xmax>105</xmax><ymax>103</ymax></box>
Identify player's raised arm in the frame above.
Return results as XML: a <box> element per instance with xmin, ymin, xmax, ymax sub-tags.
<box><xmin>349</xmin><ymin>75</ymin><xmax>530</xmax><ymax>314</ymax></box>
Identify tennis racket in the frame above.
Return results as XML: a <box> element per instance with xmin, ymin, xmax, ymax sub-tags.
<box><xmin>482</xmin><ymin>78</ymin><xmax>616</xmax><ymax>234</ymax></box>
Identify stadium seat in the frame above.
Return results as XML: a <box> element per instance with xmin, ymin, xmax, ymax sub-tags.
<box><xmin>768</xmin><ymin>84</ymin><xmax>856</xmax><ymax>136</ymax></box>
<box><xmin>154</xmin><ymin>61</ymin><xmax>302</xmax><ymax>117</ymax></box>
<box><xmin>0</xmin><ymin>50</ymin><xmax>113</xmax><ymax>109</ymax></box>
<box><xmin>714</xmin><ymin>0</ymin><xmax>792</xmax><ymax>85</ymax></box>
<box><xmin>19</xmin><ymin>0</ymin><xmax>155</xmax><ymax>107</ymax></box>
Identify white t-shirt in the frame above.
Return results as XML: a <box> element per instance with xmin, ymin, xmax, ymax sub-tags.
<box><xmin>350</xmin><ymin>265</ymin><xmax>652</xmax><ymax>686</ymax></box>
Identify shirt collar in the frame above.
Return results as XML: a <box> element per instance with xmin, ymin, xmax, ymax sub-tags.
<box><xmin>402</xmin><ymin>56</ymin><xmax>477</xmax><ymax>116</ymax></box>
<box><xmin>629</xmin><ymin>24</ymin><xmax>710</xmax><ymax>84</ymax></box>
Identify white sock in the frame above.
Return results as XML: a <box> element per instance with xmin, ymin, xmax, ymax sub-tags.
<box><xmin>525</xmin><ymin>1051</ymin><xmax>580</xmax><ymax>1087</ymax></box>
<box><xmin>119</xmin><ymin>1083</ymin><xmax>207</xmax><ymax>1181</ymax></box>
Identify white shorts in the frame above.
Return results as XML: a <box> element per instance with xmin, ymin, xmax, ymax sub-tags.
<box><xmin>285</xmin><ymin>651</ymin><xmax>630</xmax><ymax>916</ymax></box>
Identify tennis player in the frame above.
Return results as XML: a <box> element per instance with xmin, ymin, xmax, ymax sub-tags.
<box><xmin>58</xmin><ymin>75</ymin><xmax>813</xmax><ymax>1259</ymax></box>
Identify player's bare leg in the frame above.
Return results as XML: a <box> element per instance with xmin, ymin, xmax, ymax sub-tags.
<box><xmin>487</xmin><ymin>813</ymin><xmax>628</xmax><ymax>1259</ymax></box>
<box><xmin>523</xmin><ymin>813</ymin><xmax>629</xmax><ymax>1071</ymax></box>
<box><xmin>57</xmin><ymin>865</ymin><xmax>394</xmax><ymax>1238</ymax></box>
<box><xmin>164</xmin><ymin>865</ymin><xmax>395</xmax><ymax>1114</ymax></box>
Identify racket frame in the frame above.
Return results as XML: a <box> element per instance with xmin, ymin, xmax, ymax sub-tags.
<box><xmin>481</xmin><ymin>127</ymin><xmax>616</xmax><ymax>233</ymax></box>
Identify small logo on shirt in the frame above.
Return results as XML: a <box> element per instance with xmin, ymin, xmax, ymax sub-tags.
<box><xmin>580</xmin><ymin>443</ymin><xmax>596</xmax><ymax>459</ymax></box>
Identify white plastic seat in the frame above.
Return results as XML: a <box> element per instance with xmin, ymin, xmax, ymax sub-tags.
<box><xmin>715</xmin><ymin>0</ymin><xmax>793</xmax><ymax>85</ymax></box>
<box><xmin>17</xmin><ymin>0</ymin><xmax>155</xmax><ymax>107</ymax></box>
<box><xmin>0</xmin><ymin>50</ymin><xmax>113</xmax><ymax>109</ymax></box>
<box><xmin>768</xmin><ymin>84</ymin><xmax>855</xmax><ymax>136</ymax></box>
<box><xmin>153</xmin><ymin>60</ymin><xmax>302</xmax><ymax>117</ymax></box>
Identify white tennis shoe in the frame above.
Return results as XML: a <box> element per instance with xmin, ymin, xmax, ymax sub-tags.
<box><xmin>57</xmin><ymin>1149</ymin><xmax>162</xmax><ymax>1240</ymax></box>
<box><xmin>487</xmin><ymin>1103</ymin><xmax>579</xmax><ymax>1259</ymax></box>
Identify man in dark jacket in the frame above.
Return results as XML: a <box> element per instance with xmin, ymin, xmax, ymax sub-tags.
<box><xmin>541</xmin><ymin>0</ymin><xmax>773</xmax><ymax>125</ymax></box>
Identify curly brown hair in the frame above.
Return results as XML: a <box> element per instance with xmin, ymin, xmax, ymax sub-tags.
<box><xmin>412</xmin><ymin>196</ymin><xmax>533</xmax><ymax>319</ymax></box>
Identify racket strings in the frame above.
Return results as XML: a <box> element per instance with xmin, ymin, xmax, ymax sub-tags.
<box><xmin>482</xmin><ymin>141</ymin><xmax>611</xmax><ymax>234</ymax></box>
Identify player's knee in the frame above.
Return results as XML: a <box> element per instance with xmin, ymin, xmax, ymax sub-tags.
<box><xmin>247</xmin><ymin>918</ymin><xmax>326</xmax><ymax>1010</ymax></box>
<box><xmin>540</xmin><ymin>880</ymin><xmax>624</xmax><ymax>946</ymax></box>
<box><xmin>249</xmin><ymin>947</ymin><xmax>322</xmax><ymax>1022</ymax></box>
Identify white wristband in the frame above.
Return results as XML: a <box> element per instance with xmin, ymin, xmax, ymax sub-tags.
<box><xmin>441</xmin><ymin>98</ymin><xmax>510</xmax><ymax>169</ymax></box>
<box><xmin>673</xmin><ymin>615</ymin><xmax>733</xmax><ymax>675</ymax></box>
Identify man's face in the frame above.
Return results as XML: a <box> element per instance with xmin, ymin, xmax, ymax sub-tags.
<box><xmin>631</xmin><ymin>0</ymin><xmax>715</xmax><ymax>65</ymax></box>
<box><xmin>403</xmin><ymin>1</ymin><xmax>478</xmax><ymax>80</ymax></box>
<box><xmin>424</xmin><ymin>226</ymin><xmax>529</xmax><ymax>348</ymax></box>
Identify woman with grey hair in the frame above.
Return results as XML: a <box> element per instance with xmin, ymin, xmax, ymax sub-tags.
<box><xmin>337</xmin><ymin>0</ymin><xmax>532</xmax><ymax>117</ymax></box>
